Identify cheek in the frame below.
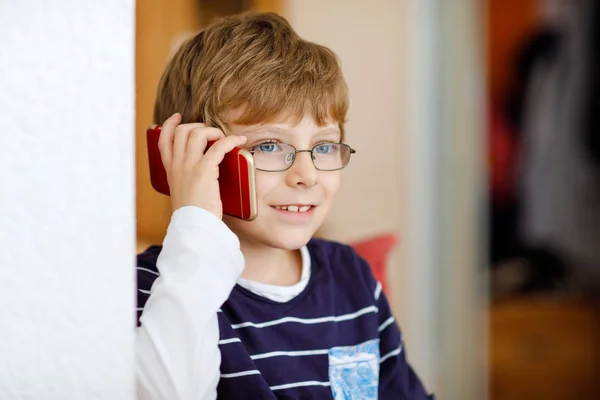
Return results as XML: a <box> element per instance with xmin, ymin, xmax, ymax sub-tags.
<box><xmin>254</xmin><ymin>171</ymin><xmax>281</xmax><ymax>200</ymax></box>
<box><xmin>321</xmin><ymin>172</ymin><xmax>341</xmax><ymax>199</ymax></box>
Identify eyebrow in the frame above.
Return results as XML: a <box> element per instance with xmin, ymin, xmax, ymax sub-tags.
<box><xmin>240</xmin><ymin>126</ymin><xmax>341</xmax><ymax>138</ymax></box>
<box><xmin>238</xmin><ymin>127</ymin><xmax>286</xmax><ymax>136</ymax></box>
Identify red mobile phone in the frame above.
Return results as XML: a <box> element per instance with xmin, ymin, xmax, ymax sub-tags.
<box><xmin>146</xmin><ymin>125</ymin><xmax>257</xmax><ymax>221</ymax></box>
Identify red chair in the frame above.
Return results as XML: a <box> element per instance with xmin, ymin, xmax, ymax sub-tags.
<box><xmin>351</xmin><ymin>233</ymin><xmax>398</xmax><ymax>295</ymax></box>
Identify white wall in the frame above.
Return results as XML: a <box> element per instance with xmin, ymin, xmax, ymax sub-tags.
<box><xmin>0</xmin><ymin>2</ymin><xmax>136</xmax><ymax>399</ymax></box>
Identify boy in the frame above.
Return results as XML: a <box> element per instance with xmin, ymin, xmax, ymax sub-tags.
<box><xmin>136</xmin><ymin>11</ymin><xmax>433</xmax><ymax>400</ymax></box>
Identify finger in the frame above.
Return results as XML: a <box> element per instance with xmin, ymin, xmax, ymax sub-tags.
<box><xmin>157</xmin><ymin>113</ymin><xmax>181</xmax><ymax>168</ymax></box>
<box><xmin>184</xmin><ymin>127</ymin><xmax>225</xmax><ymax>168</ymax></box>
<box><xmin>172</xmin><ymin>122</ymin><xmax>207</xmax><ymax>169</ymax></box>
<box><xmin>200</xmin><ymin>135</ymin><xmax>248</xmax><ymax>167</ymax></box>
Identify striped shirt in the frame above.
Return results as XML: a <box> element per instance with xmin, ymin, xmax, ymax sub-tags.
<box><xmin>136</xmin><ymin>208</ymin><xmax>432</xmax><ymax>399</ymax></box>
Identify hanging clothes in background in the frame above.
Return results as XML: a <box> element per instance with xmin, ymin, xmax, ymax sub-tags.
<box><xmin>490</xmin><ymin>24</ymin><xmax>562</xmax><ymax>265</ymax></box>
<box><xmin>518</xmin><ymin>0</ymin><xmax>600</xmax><ymax>293</ymax></box>
<box><xmin>583</xmin><ymin>0</ymin><xmax>600</xmax><ymax>169</ymax></box>
<box><xmin>489</xmin><ymin>11</ymin><xmax>567</xmax><ymax>298</ymax></box>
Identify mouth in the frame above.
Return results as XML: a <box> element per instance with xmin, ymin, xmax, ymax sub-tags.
<box><xmin>271</xmin><ymin>204</ymin><xmax>315</xmax><ymax>213</ymax></box>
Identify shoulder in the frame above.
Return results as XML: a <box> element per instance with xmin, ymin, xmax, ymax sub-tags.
<box><xmin>137</xmin><ymin>245</ymin><xmax>163</xmax><ymax>290</ymax></box>
<box><xmin>308</xmin><ymin>238</ymin><xmax>379</xmax><ymax>292</ymax></box>
<box><xmin>136</xmin><ymin>245</ymin><xmax>163</xmax><ymax>325</ymax></box>
<box><xmin>137</xmin><ymin>245</ymin><xmax>162</xmax><ymax>266</ymax></box>
<box><xmin>137</xmin><ymin>245</ymin><xmax>163</xmax><ymax>278</ymax></box>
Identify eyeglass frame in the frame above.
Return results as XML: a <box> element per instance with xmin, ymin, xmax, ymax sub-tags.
<box><xmin>247</xmin><ymin>142</ymin><xmax>356</xmax><ymax>172</ymax></box>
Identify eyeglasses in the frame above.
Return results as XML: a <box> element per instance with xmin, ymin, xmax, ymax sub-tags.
<box><xmin>249</xmin><ymin>142</ymin><xmax>356</xmax><ymax>172</ymax></box>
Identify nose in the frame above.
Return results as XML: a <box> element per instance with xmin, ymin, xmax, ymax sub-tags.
<box><xmin>285</xmin><ymin>151</ymin><xmax>318</xmax><ymax>188</ymax></box>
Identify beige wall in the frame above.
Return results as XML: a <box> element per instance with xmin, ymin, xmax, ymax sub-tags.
<box><xmin>282</xmin><ymin>1</ymin><xmax>409</xmax><ymax>243</ymax></box>
<box><xmin>282</xmin><ymin>3</ymin><xmax>488</xmax><ymax>397</ymax></box>
<box><xmin>280</xmin><ymin>2</ymin><xmax>455</xmax><ymax>394</ymax></box>
<box><xmin>281</xmin><ymin>0</ymin><xmax>411</xmax><ymax>335</ymax></box>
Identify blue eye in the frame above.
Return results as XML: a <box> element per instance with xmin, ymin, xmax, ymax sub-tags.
<box><xmin>314</xmin><ymin>143</ymin><xmax>335</xmax><ymax>154</ymax></box>
<box><xmin>255</xmin><ymin>143</ymin><xmax>281</xmax><ymax>153</ymax></box>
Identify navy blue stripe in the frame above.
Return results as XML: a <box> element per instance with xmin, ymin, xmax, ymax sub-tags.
<box><xmin>218</xmin><ymin>346</ymin><xmax>259</xmax><ymax>376</ymax></box>
<box><xmin>217</xmin><ymin>373</ymin><xmax>277</xmax><ymax>400</ymax></box>
<box><xmin>233</xmin><ymin>315</ymin><xmax>379</xmax><ymax>354</ymax></box>
<box><xmin>253</xmin><ymin>354</ymin><xmax>329</xmax><ymax>387</ymax></box>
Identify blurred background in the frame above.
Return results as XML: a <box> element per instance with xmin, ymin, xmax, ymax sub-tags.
<box><xmin>135</xmin><ymin>0</ymin><xmax>600</xmax><ymax>399</ymax></box>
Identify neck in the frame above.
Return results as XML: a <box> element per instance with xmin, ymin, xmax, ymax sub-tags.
<box><xmin>239</xmin><ymin>240</ymin><xmax>302</xmax><ymax>286</ymax></box>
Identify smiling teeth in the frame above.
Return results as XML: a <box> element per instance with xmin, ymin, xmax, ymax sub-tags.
<box><xmin>275</xmin><ymin>205</ymin><xmax>311</xmax><ymax>212</ymax></box>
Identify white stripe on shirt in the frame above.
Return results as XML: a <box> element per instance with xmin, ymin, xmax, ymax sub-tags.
<box><xmin>378</xmin><ymin>316</ymin><xmax>395</xmax><ymax>333</ymax></box>
<box><xmin>231</xmin><ymin>305</ymin><xmax>378</xmax><ymax>330</ymax></box>
<box><xmin>374</xmin><ymin>282</ymin><xmax>382</xmax><ymax>300</ymax></box>
<box><xmin>270</xmin><ymin>380</ymin><xmax>331</xmax><ymax>391</ymax></box>
<box><xmin>218</xmin><ymin>338</ymin><xmax>241</xmax><ymax>345</ymax></box>
<box><xmin>251</xmin><ymin>338</ymin><xmax>381</xmax><ymax>361</ymax></box>
<box><xmin>380</xmin><ymin>346</ymin><xmax>403</xmax><ymax>364</ymax></box>
<box><xmin>251</xmin><ymin>348</ymin><xmax>329</xmax><ymax>360</ymax></box>
<box><xmin>137</xmin><ymin>267</ymin><xmax>159</xmax><ymax>276</ymax></box>
<box><xmin>220</xmin><ymin>369</ymin><xmax>261</xmax><ymax>379</ymax></box>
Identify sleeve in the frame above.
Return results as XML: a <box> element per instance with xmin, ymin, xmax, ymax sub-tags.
<box><xmin>135</xmin><ymin>206</ymin><xmax>245</xmax><ymax>400</ymax></box>
<box><xmin>375</xmin><ymin>285</ymin><xmax>434</xmax><ymax>400</ymax></box>
<box><xmin>347</xmin><ymin>246</ymin><xmax>434</xmax><ymax>400</ymax></box>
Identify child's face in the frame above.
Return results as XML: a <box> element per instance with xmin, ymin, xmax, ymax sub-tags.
<box><xmin>223</xmin><ymin>111</ymin><xmax>342</xmax><ymax>250</ymax></box>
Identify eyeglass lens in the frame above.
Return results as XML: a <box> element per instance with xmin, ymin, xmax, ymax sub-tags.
<box><xmin>253</xmin><ymin>143</ymin><xmax>352</xmax><ymax>171</ymax></box>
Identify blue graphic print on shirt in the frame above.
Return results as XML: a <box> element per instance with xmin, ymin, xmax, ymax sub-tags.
<box><xmin>329</xmin><ymin>338</ymin><xmax>380</xmax><ymax>399</ymax></box>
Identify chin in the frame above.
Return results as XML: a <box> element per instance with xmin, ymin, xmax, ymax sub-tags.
<box><xmin>262</xmin><ymin>229</ymin><xmax>315</xmax><ymax>250</ymax></box>
<box><xmin>225</xmin><ymin>215</ymin><xmax>321</xmax><ymax>251</ymax></box>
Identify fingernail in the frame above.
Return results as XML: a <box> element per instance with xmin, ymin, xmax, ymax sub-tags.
<box><xmin>171</xmin><ymin>112</ymin><xmax>180</xmax><ymax>119</ymax></box>
<box><xmin>239</xmin><ymin>136</ymin><xmax>247</xmax><ymax>142</ymax></box>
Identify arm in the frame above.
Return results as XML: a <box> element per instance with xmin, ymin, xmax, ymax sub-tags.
<box><xmin>136</xmin><ymin>206</ymin><xmax>244</xmax><ymax>400</ymax></box>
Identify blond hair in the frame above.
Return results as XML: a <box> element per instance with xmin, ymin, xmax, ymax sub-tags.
<box><xmin>153</xmin><ymin>12</ymin><xmax>349</xmax><ymax>138</ymax></box>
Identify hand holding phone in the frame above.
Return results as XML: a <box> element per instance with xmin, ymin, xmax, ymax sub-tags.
<box><xmin>148</xmin><ymin>113</ymin><xmax>257</xmax><ymax>221</ymax></box>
